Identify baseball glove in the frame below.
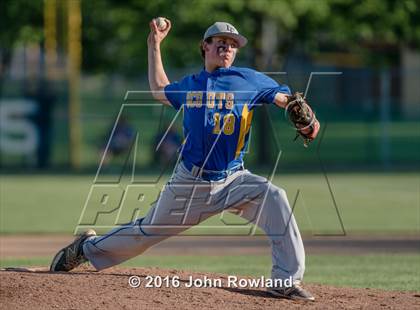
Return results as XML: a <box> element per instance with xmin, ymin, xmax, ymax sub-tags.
<box><xmin>286</xmin><ymin>92</ymin><xmax>318</xmax><ymax>147</ymax></box>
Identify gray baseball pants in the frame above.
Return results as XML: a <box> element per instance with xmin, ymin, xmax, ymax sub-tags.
<box><xmin>83</xmin><ymin>162</ymin><xmax>305</xmax><ymax>283</ymax></box>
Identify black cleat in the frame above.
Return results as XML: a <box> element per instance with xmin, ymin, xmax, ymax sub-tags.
<box><xmin>268</xmin><ymin>284</ymin><xmax>315</xmax><ymax>301</ymax></box>
<box><xmin>50</xmin><ymin>229</ymin><xmax>96</xmax><ymax>272</ymax></box>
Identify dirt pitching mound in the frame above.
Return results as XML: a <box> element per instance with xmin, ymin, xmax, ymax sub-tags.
<box><xmin>1</xmin><ymin>266</ymin><xmax>419</xmax><ymax>309</ymax></box>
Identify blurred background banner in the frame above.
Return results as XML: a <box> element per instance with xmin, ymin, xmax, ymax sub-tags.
<box><xmin>1</xmin><ymin>0</ymin><xmax>419</xmax><ymax>172</ymax></box>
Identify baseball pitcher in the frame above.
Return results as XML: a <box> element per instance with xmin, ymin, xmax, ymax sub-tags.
<box><xmin>51</xmin><ymin>18</ymin><xmax>320</xmax><ymax>301</ymax></box>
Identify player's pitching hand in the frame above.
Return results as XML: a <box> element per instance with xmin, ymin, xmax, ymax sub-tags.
<box><xmin>148</xmin><ymin>17</ymin><xmax>171</xmax><ymax>47</ymax></box>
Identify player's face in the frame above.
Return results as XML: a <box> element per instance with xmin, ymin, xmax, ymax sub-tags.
<box><xmin>204</xmin><ymin>36</ymin><xmax>238</xmax><ymax>70</ymax></box>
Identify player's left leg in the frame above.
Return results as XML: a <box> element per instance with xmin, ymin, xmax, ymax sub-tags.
<box><xmin>243</xmin><ymin>183</ymin><xmax>306</xmax><ymax>285</ymax></box>
<box><xmin>212</xmin><ymin>171</ymin><xmax>312</xmax><ymax>300</ymax></box>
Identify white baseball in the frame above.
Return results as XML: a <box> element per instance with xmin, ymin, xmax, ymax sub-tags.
<box><xmin>155</xmin><ymin>17</ymin><xmax>168</xmax><ymax>31</ymax></box>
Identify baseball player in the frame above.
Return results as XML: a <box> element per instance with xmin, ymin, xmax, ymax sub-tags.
<box><xmin>51</xmin><ymin>18</ymin><xmax>320</xmax><ymax>301</ymax></box>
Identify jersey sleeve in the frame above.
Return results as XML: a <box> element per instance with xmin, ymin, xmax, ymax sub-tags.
<box><xmin>253</xmin><ymin>72</ymin><xmax>291</xmax><ymax>104</ymax></box>
<box><xmin>164</xmin><ymin>82</ymin><xmax>183</xmax><ymax>110</ymax></box>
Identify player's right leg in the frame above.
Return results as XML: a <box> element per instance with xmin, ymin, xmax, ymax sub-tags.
<box><xmin>50</xmin><ymin>229</ymin><xmax>96</xmax><ymax>272</ymax></box>
<box><xmin>50</xmin><ymin>162</ymin><xmax>218</xmax><ymax>272</ymax></box>
<box><xmin>80</xmin><ymin>186</ymin><xmax>193</xmax><ymax>271</ymax></box>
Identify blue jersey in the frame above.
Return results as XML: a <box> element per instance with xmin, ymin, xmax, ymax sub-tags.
<box><xmin>164</xmin><ymin>66</ymin><xmax>291</xmax><ymax>171</ymax></box>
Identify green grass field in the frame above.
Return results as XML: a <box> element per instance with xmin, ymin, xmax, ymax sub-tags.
<box><xmin>1</xmin><ymin>254</ymin><xmax>419</xmax><ymax>291</ymax></box>
<box><xmin>1</xmin><ymin>172</ymin><xmax>419</xmax><ymax>234</ymax></box>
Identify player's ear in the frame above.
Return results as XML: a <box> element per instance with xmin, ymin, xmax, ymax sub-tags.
<box><xmin>199</xmin><ymin>37</ymin><xmax>213</xmax><ymax>59</ymax></box>
<box><xmin>203</xmin><ymin>38</ymin><xmax>213</xmax><ymax>50</ymax></box>
<box><xmin>199</xmin><ymin>41</ymin><xmax>206</xmax><ymax>59</ymax></box>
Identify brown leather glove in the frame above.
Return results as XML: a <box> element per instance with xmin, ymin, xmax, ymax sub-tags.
<box><xmin>286</xmin><ymin>92</ymin><xmax>320</xmax><ymax>147</ymax></box>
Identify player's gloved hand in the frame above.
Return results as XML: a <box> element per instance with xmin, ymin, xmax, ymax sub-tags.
<box><xmin>286</xmin><ymin>92</ymin><xmax>320</xmax><ymax>147</ymax></box>
<box><xmin>147</xmin><ymin>17</ymin><xmax>171</xmax><ymax>47</ymax></box>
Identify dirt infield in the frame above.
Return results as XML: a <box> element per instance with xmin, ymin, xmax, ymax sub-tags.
<box><xmin>1</xmin><ymin>266</ymin><xmax>419</xmax><ymax>309</ymax></box>
<box><xmin>2</xmin><ymin>235</ymin><xmax>419</xmax><ymax>309</ymax></box>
